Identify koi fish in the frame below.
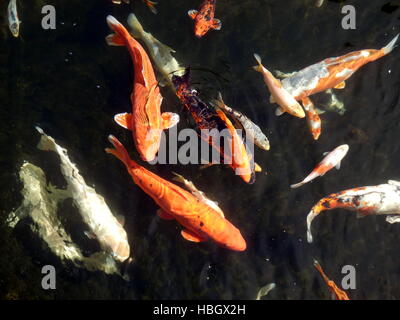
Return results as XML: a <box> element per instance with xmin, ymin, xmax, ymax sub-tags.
<box><xmin>35</xmin><ymin>127</ymin><xmax>130</xmax><ymax>263</ymax></box>
<box><xmin>188</xmin><ymin>0</ymin><xmax>222</xmax><ymax>38</ymax></box>
<box><xmin>106</xmin><ymin>15</ymin><xmax>179</xmax><ymax>162</ymax></box>
<box><xmin>253</xmin><ymin>54</ymin><xmax>305</xmax><ymax>118</ymax></box>
<box><xmin>111</xmin><ymin>0</ymin><xmax>158</xmax><ymax>14</ymax></box>
<box><xmin>280</xmin><ymin>34</ymin><xmax>399</xmax><ymax>102</ymax></box>
<box><xmin>290</xmin><ymin>144</ymin><xmax>349</xmax><ymax>189</ymax></box>
<box><xmin>314</xmin><ymin>260</ymin><xmax>350</xmax><ymax>300</ymax></box>
<box><xmin>212</xmin><ymin>92</ymin><xmax>270</xmax><ymax>151</ymax></box>
<box><xmin>172</xmin><ymin>172</ymin><xmax>224</xmax><ymax>217</ymax></box>
<box><xmin>256</xmin><ymin>283</ymin><xmax>276</xmax><ymax>300</ymax></box>
<box><xmin>127</xmin><ymin>13</ymin><xmax>184</xmax><ymax>88</ymax></box>
<box><xmin>106</xmin><ymin>135</ymin><xmax>247</xmax><ymax>251</ymax></box>
<box><xmin>306</xmin><ymin>180</ymin><xmax>400</xmax><ymax>243</ymax></box>
<box><xmin>302</xmin><ymin>97</ymin><xmax>322</xmax><ymax>140</ymax></box>
<box><xmin>8</xmin><ymin>0</ymin><xmax>21</xmax><ymax>37</ymax></box>
<box><xmin>172</xmin><ymin>69</ymin><xmax>255</xmax><ymax>183</ymax></box>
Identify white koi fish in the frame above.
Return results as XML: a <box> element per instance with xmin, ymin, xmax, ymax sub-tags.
<box><xmin>8</xmin><ymin>0</ymin><xmax>21</xmax><ymax>37</ymax></box>
<box><xmin>253</xmin><ymin>53</ymin><xmax>305</xmax><ymax>118</ymax></box>
<box><xmin>35</xmin><ymin>127</ymin><xmax>130</xmax><ymax>262</ymax></box>
<box><xmin>291</xmin><ymin>144</ymin><xmax>349</xmax><ymax>189</ymax></box>
<box><xmin>306</xmin><ymin>180</ymin><xmax>400</xmax><ymax>243</ymax></box>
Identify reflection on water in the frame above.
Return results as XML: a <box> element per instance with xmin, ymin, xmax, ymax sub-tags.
<box><xmin>0</xmin><ymin>0</ymin><xmax>400</xmax><ymax>299</ymax></box>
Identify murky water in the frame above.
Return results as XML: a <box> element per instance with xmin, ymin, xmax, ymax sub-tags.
<box><xmin>1</xmin><ymin>0</ymin><xmax>400</xmax><ymax>299</ymax></box>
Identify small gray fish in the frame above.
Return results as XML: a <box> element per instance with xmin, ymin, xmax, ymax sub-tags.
<box><xmin>212</xmin><ymin>92</ymin><xmax>270</xmax><ymax>151</ymax></box>
<box><xmin>8</xmin><ymin>0</ymin><xmax>21</xmax><ymax>37</ymax></box>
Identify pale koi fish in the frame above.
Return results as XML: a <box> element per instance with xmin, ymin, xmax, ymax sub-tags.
<box><xmin>8</xmin><ymin>0</ymin><xmax>21</xmax><ymax>37</ymax></box>
<box><xmin>253</xmin><ymin>53</ymin><xmax>305</xmax><ymax>118</ymax></box>
<box><xmin>307</xmin><ymin>180</ymin><xmax>400</xmax><ymax>243</ymax></box>
<box><xmin>290</xmin><ymin>144</ymin><xmax>349</xmax><ymax>189</ymax></box>
<box><xmin>302</xmin><ymin>97</ymin><xmax>322</xmax><ymax>140</ymax></box>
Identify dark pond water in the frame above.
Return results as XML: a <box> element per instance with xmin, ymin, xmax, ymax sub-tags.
<box><xmin>1</xmin><ymin>0</ymin><xmax>400</xmax><ymax>299</ymax></box>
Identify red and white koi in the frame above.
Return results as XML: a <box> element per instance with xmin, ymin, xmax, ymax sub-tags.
<box><xmin>302</xmin><ymin>97</ymin><xmax>322</xmax><ymax>140</ymax></box>
<box><xmin>290</xmin><ymin>144</ymin><xmax>349</xmax><ymax>189</ymax></box>
<box><xmin>307</xmin><ymin>180</ymin><xmax>400</xmax><ymax>243</ymax></box>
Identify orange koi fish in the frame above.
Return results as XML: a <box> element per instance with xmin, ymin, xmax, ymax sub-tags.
<box><xmin>253</xmin><ymin>54</ymin><xmax>305</xmax><ymax>118</ymax></box>
<box><xmin>188</xmin><ymin>0</ymin><xmax>222</xmax><ymax>38</ymax></box>
<box><xmin>290</xmin><ymin>144</ymin><xmax>349</xmax><ymax>189</ymax></box>
<box><xmin>307</xmin><ymin>180</ymin><xmax>400</xmax><ymax>243</ymax></box>
<box><xmin>106</xmin><ymin>135</ymin><xmax>247</xmax><ymax>251</ymax></box>
<box><xmin>314</xmin><ymin>260</ymin><xmax>350</xmax><ymax>300</ymax></box>
<box><xmin>110</xmin><ymin>0</ymin><xmax>158</xmax><ymax>14</ymax></box>
<box><xmin>106</xmin><ymin>16</ymin><xmax>179</xmax><ymax>162</ymax></box>
<box><xmin>281</xmin><ymin>34</ymin><xmax>399</xmax><ymax>102</ymax></box>
<box><xmin>302</xmin><ymin>97</ymin><xmax>322</xmax><ymax>140</ymax></box>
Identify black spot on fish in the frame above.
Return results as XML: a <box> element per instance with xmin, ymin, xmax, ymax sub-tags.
<box><xmin>200</xmin><ymin>222</ymin><xmax>204</xmax><ymax>227</ymax></box>
<box><xmin>322</xmin><ymin>201</ymin><xmax>331</xmax><ymax>209</ymax></box>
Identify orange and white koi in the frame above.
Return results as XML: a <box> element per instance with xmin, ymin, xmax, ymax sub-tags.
<box><xmin>314</xmin><ymin>260</ymin><xmax>350</xmax><ymax>300</ymax></box>
<box><xmin>306</xmin><ymin>180</ymin><xmax>400</xmax><ymax>243</ymax></box>
<box><xmin>188</xmin><ymin>0</ymin><xmax>221</xmax><ymax>38</ymax></box>
<box><xmin>110</xmin><ymin>0</ymin><xmax>158</xmax><ymax>14</ymax></box>
<box><xmin>302</xmin><ymin>97</ymin><xmax>322</xmax><ymax>140</ymax></box>
<box><xmin>106</xmin><ymin>15</ymin><xmax>179</xmax><ymax>162</ymax></box>
<box><xmin>253</xmin><ymin>54</ymin><xmax>305</xmax><ymax>118</ymax></box>
<box><xmin>290</xmin><ymin>144</ymin><xmax>349</xmax><ymax>189</ymax></box>
<box><xmin>280</xmin><ymin>34</ymin><xmax>399</xmax><ymax>101</ymax></box>
<box><xmin>106</xmin><ymin>135</ymin><xmax>247</xmax><ymax>251</ymax></box>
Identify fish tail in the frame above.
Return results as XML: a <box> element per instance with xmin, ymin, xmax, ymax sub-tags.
<box><xmin>252</xmin><ymin>53</ymin><xmax>263</xmax><ymax>72</ymax></box>
<box><xmin>105</xmin><ymin>135</ymin><xmax>137</xmax><ymax>168</ymax></box>
<box><xmin>382</xmin><ymin>33</ymin><xmax>399</xmax><ymax>55</ymax></box>
<box><xmin>143</xmin><ymin>0</ymin><xmax>158</xmax><ymax>14</ymax></box>
<box><xmin>171</xmin><ymin>172</ymin><xmax>186</xmax><ymax>184</ymax></box>
<box><xmin>35</xmin><ymin>126</ymin><xmax>57</xmax><ymax>152</ymax></box>
<box><xmin>106</xmin><ymin>15</ymin><xmax>129</xmax><ymax>46</ymax></box>
<box><xmin>290</xmin><ymin>181</ymin><xmax>305</xmax><ymax>189</ymax></box>
<box><xmin>127</xmin><ymin>13</ymin><xmax>144</xmax><ymax>39</ymax></box>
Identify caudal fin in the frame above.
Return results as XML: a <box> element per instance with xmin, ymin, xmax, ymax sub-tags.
<box><xmin>290</xmin><ymin>181</ymin><xmax>305</xmax><ymax>189</ymax></box>
<box><xmin>127</xmin><ymin>13</ymin><xmax>144</xmax><ymax>39</ymax></box>
<box><xmin>306</xmin><ymin>206</ymin><xmax>321</xmax><ymax>243</ymax></box>
<box><xmin>252</xmin><ymin>53</ymin><xmax>263</xmax><ymax>72</ymax></box>
<box><xmin>105</xmin><ymin>135</ymin><xmax>136</xmax><ymax>169</ymax></box>
<box><xmin>382</xmin><ymin>33</ymin><xmax>399</xmax><ymax>55</ymax></box>
<box><xmin>106</xmin><ymin>15</ymin><xmax>129</xmax><ymax>46</ymax></box>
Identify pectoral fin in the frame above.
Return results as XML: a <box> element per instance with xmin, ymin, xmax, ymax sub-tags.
<box><xmin>188</xmin><ymin>10</ymin><xmax>198</xmax><ymax>19</ymax></box>
<box><xmin>181</xmin><ymin>229</ymin><xmax>207</xmax><ymax>242</ymax></box>
<box><xmin>157</xmin><ymin>209</ymin><xmax>175</xmax><ymax>220</ymax></box>
<box><xmin>161</xmin><ymin>112</ymin><xmax>180</xmax><ymax>129</ymax></box>
<box><xmin>334</xmin><ymin>81</ymin><xmax>346</xmax><ymax>89</ymax></box>
<box><xmin>212</xmin><ymin>19</ymin><xmax>222</xmax><ymax>30</ymax></box>
<box><xmin>106</xmin><ymin>33</ymin><xmax>125</xmax><ymax>46</ymax></box>
<box><xmin>275</xmin><ymin>108</ymin><xmax>285</xmax><ymax>116</ymax></box>
<box><xmin>114</xmin><ymin>113</ymin><xmax>133</xmax><ymax>130</ymax></box>
<box><xmin>335</xmin><ymin>162</ymin><xmax>341</xmax><ymax>170</ymax></box>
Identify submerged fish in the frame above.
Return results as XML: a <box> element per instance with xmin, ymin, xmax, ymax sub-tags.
<box><xmin>188</xmin><ymin>0</ymin><xmax>222</xmax><ymax>38</ymax></box>
<box><xmin>172</xmin><ymin>172</ymin><xmax>224</xmax><ymax>217</ymax></box>
<box><xmin>280</xmin><ymin>34</ymin><xmax>399</xmax><ymax>102</ymax></box>
<box><xmin>106</xmin><ymin>135</ymin><xmax>247</xmax><ymax>251</ymax></box>
<box><xmin>212</xmin><ymin>92</ymin><xmax>270</xmax><ymax>151</ymax></box>
<box><xmin>256</xmin><ymin>283</ymin><xmax>276</xmax><ymax>300</ymax></box>
<box><xmin>8</xmin><ymin>0</ymin><xmax>21</xmax><ymax>37</ymax></box>
<box><xmin>111</xmin><ymin>0</ymin><xmax>158</xmax><ymax>14</ymax></box>
<box><xmin>315</xmin><ymin>0</ymin><xmax>325</xmax><ymax>8</ymax></box>
<box><xmin>314</xmin><ymin>260</ymin><xmax>350</xmax><ymax>300</ymax></box>
<box><xmin>106</xmin><ymin>15</ymin><xmax>179</xmax><ymax>162</ymax></box>
<box><xmin>6</xmin><ymin>162</ymin><xmax>125</xmax><ymax>278</ymax></box>
<box><xmin>302</xmin><ymin>97</ymin><xmax>322</xmax><ymax>140</ymax></box>
<box><xmin>127</xmin><ymin>13</ymin><xmax>184</xmax><ymax>88</ymax></box>
<box><xmin>306</xmin><ymin>180</ymin><xmax>400</xmax><ymax>243</ymax></box>
<box><xmin>253</xmin><ymin>53</ymin><xmax>305</xmax><ymax>118</ymax></box>
<box><xmin>36</xmin><ymin>127</ymin><xmax>130</xmax><ymax>262</ymax></box>
<box><xmin>291</xmin><ymin>144</ymin><xmax>349</xmax><ymax>189</ymax></box>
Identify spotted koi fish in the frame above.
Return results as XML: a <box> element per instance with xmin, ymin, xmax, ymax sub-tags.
<box><xmin>106</xmin><ymin>16</ymin><xmax>179</xmax><ymax>162</ymax></box>
<box><xmin>314</xmin><ymin>260</ymin><xmax>350</xmax><ymax>300</ymax></box>
<box><xmin>291</xmin><ymin>144</ymin><xmax>349</xmax><ymax>189</ymax></box>
<box><xmin>302</xmin><ymin>97</ymin><xmax>322</xmax><ymax>140</ymax></box>
<box><xmin>111</xmin><ymin>0</ymin><xmax>158</xmax><ymax>14</ymax></box>
<box><xmin>106</xmin><ymin>135</ymin><xmax>246</xmax><ymax>251</ymax></box>
<box><xmin>280</xmin><ymin>34</ymin><xmax>399</xmax><ymax>104</ymax></box>
<box><xmin>253</xmin><ymin>54</ymin><xmax>305</xmax><ymax>118</ymax></box>
<box><xmin>188</xmin><ymin>0</ymin><xmax>222</xmax><ymax>38</ymax></box>
<box><xmin>306</xmin><ymin>180</ymin><xmax>400</xmax><ymax>243</ymax></box>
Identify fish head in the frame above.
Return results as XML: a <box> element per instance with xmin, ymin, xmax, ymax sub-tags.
<box><xmin>138</xmin><ymin>128</ymin><xmax>163</xmax><ymax>162</ymax></box>
<box><xmin>221</xmin><ymin>229</ymin><xmax>247</xmax><ymax>251</ymax></box>
<box><xmin>9</xmin><ymin>22</ymin><xmax>19</xmax><ymax>37</ymax></box>
<box><xmin>112</xmin><ymin>240</ymin><xmax>131</xmax><ymax>263</ymax></box>
<box><xmin>338</xmin><ymin>144</ymin><xmax>350</xmax><ymax>155</ymax></box>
